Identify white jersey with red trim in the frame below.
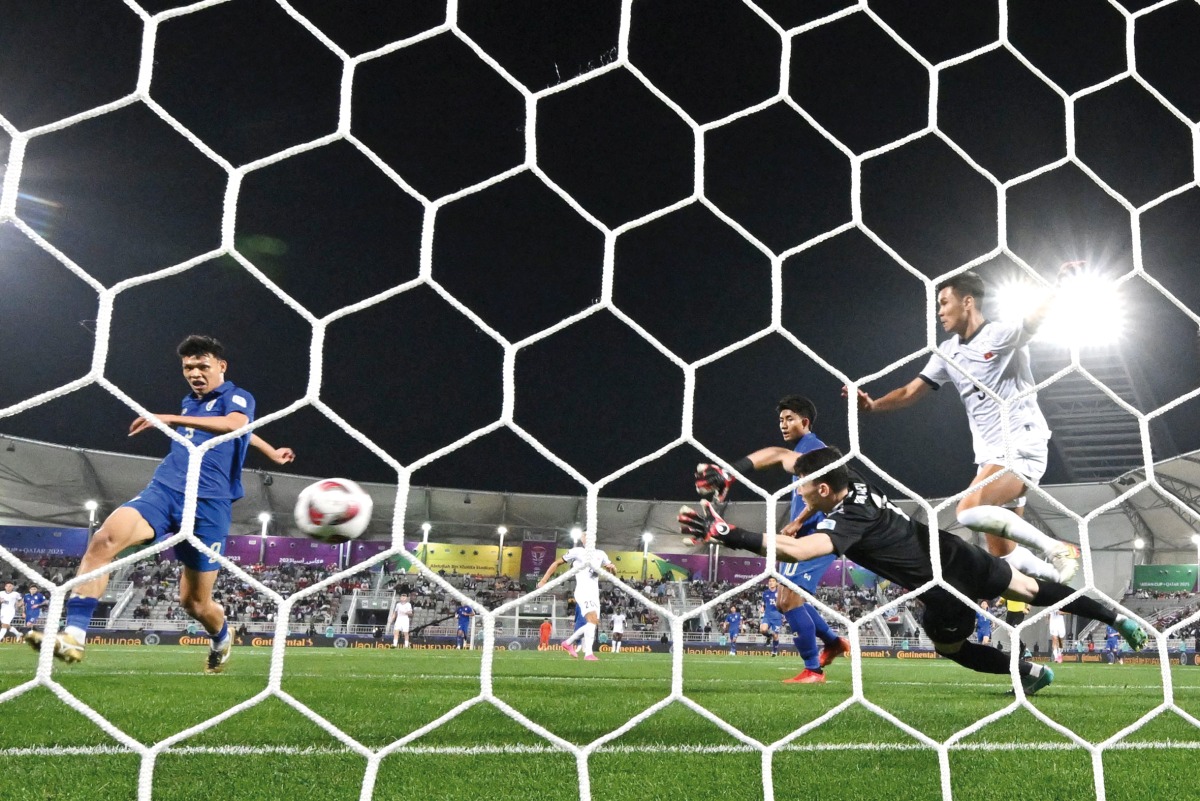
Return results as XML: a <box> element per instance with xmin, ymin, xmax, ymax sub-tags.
<box><xmin>919</xmin><ymin>320</ymin><xmax>1050</xmax><ymax>465</ymax></box>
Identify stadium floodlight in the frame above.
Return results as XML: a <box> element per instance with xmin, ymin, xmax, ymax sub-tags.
<box><xmin>421</xmin><ymin>521</ymin><xmax>432</xmax><ymax>533</ymax></box>
<box><xmin>497</xmin><ymin>525</ymin><xmax>508</xmax><ymax>536</ymax></box>
<box><xmin>1191</xmin><ymin>534</ymin><xmax>1200</xmax><ymax>545</ymax></box>
<box><xmin>257</xmin><ymin>512</ymin><xmax>271</xmax><ymax>524</ymax></box>
<box><xmin>84</xmin><ymin>499</ymin><xmax>99</xmax><ymax>512</ymax></box>
<box><xmin>569</xmin><ymin>527</ymin><xmax>582</xmax><ymax>544</ymax></box>
<box><xmin>993</xmin><ymin>268</ymin><xmax>1124</xmax><ymax>348</ymax></box>
<box><xmin>641</xmin><ymin>532</ymin><xmax>653</xmax><ymax>546</ymax></box>
<box><xmin>1133</xmin><ymin>538</ymin><xmax>1145</xmax><ymax>550</ymax></box>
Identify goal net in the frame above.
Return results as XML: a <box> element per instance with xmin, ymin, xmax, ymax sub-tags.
<box><xmin>2</xmin><ymin>1</ymin><xmax>1199</xmax><ymax>799</ymax></box>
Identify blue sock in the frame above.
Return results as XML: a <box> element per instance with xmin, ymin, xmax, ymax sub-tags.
<box><xmin>786</xmin><ymin>607</ymin><xmax>820</xmax><ymax>670</ymax></box>
<box><xmin>210</xmin><ymin>621</ymin><xmax>229</xmax><ymax>648</ymax></box>
<box><xmin>771</xmin><ymin>637</ymin><xmax>779</xmax><ymax>655</ymax></box>
<box><xmin>805</xmin><ymin>604</ymin><xmax>838</xmax><ymax>646</ymax></box>
<box><xmin>65</xmin><ymin>596</ymin><xmax>99</xmax><ymax>635</ymax></box>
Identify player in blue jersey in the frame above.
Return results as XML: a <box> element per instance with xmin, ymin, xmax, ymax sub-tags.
<box><xmin>455</xmin><ymin>603</ymin><xmax>475</xmax><ymax>649</ymax></box>
<box><xmin>974</xmin><ymin>600</ymin><xmax>993</xmax><ymax>645</ymax></box>
<box><xmin>22</xmin><ymin>585</ymin><xmax>46</xmax><ymax>630</ymax></box>
<box><xmin>693</xmin><ymin>395</ymin><xmax>849</xmax><ymax>683</ymax></box>
<box><xmin>723</xmin><ymin>605</ymin><xmax>742</xmax><ymax>655</ymax></box>
<box><xmin>1104</xmin><ymin>624</ymin><xmax>1123</xmax><ymax>664</ymax></box>
<box><xmin>760</xmin><ymin>577</ymin><xmax>783</xmax><ymax>656</ymax></box>
<box><xmin>26</xmin><ymin>336</ymin><xmax>294</xmax><ymax>672</ymax></box>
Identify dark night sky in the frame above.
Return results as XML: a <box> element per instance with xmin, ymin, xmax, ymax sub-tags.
<box><xmin>2</xmin><ymin>0</ymin><xmax>1200</xmax><ymax>507</ymax></box>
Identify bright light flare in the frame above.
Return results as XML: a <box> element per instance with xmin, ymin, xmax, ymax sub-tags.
<box><xmin>993</xmin><ymin>269</ymin><xmax>1124</xmax><ymax>347</ymax></box>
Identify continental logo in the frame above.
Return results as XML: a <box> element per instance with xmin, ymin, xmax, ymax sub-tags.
<box><xmin>897</xmin><ymin>650</ymin><xmax>937</xmax><ymax>659</ymax></box>
<box><xmin>180</xmin><ymin>636</ymin><xmax>212</xmax><ymax>647</ymax></box>
<box><xmin>860</xmin><ymin>650</ymin><xmax>893</xmax><ymax>658</ymax></box>
<box><xmin>250</xmin><ymin>637</ymin><xmax>315</xmax><ymax>647</ymax></box>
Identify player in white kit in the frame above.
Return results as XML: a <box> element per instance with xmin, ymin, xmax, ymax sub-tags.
<box><xmin>388</xmin><ymin>592</ymin><xmax>414</xmax><ymax>648</ymax></box>
<box><xmin>0</xmin><ymin>583</ymin><xmax>23</xmax><ymax>642</ymax></box>
<box><xmin>847</xmin><ymin>265</ymin><xmax>1082</xmax><ymax>583</ymax></box>
<box><xmin>610</xmin><ymin>611</ymin><xmax>627</xmax><ymax>653</ymax></box>
<box><xmin>1048</xmin><ymin>608</ymin><xmax>1067</xmax><ymax>663</ymax></box>
<box><xmin>537</xmin><ymin>532</ymin><xmax>615</xmax><ymax>661</ymax></box>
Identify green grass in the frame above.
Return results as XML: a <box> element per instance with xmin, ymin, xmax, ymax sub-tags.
<box><xmin>0</xmin><ymin>643</ymin><xmax>1196</xmax><ymax>800</ymax></box>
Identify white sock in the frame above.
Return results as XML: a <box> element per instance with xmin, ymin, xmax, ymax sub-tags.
<box><xmin>958</xmin><ymin>505</ymin><xmax>1063</xmax><ymax>558</ymax></box>
<box><xmin>1002</xmin><ymin>545</ymin><xmax>1060</xmax><ymax>582</ymax></box>
<box><xmin>564</xmin><ymin>628</ymin><xmax>585</xmax><ymax>646</ymax></box>
<box><xmin>65</xmin><ymin>625</ymin><xmax>87</xmax><ymax>645</ymax></box>
<box><xmin>582</xmin><ymin>623</ymin><xmax>596</xmax><ymax>655</ymax></box>
<box><xmin>613</xmin><ymin>641</ymin><xmax>620</xmax><ymax>653</ymax></box>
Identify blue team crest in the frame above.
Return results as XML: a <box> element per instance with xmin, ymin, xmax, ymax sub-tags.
<box><xmin>205</xmin><ymin>399</ymin><xmax>217</xmax><ymax>411</ymax></box>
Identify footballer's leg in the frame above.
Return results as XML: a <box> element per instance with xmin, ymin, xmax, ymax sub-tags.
<box><xmin>581</xmin><ymin>608</ymin><xmax>600</xmax><ymax>661</ymax></box>
<box><xmin>181</xmin><ymin>567</ymin><xmax>231</xmax><ymax>674</ymax></box>
<box><xmin>28</xmin><ymin>505</ymin><xmax>155</xmax><ymax>663</ymax></box>
<box><xmin>957</xmin><ymin>465</ymin><xmax>1077</xmax><ymax>583</ymax></box>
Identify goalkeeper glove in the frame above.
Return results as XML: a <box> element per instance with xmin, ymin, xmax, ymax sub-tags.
<box><xmin>679</xmin><ymin>499</ymin><xmax>735</xmax><ymax>546</ymax></box>
<box><xmin>694</xmin><ymin>463</ymin><xmax>736</xmax><ymax>502</ymax></box>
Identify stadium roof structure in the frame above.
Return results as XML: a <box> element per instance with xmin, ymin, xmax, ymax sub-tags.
<box><xmin>1</xmin><ymin>434</ymin><xmax>1197</xmax><ymax>566</ymax></box>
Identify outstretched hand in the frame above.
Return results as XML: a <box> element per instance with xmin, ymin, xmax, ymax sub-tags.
<box><xmin>694</xmin><ymin>463</ymin><xmax>735</xmax><ymax>502</ymax></box>
<box><xmin>128</xmin><ymin>415</ymin><xmax>168</xmax><ymax>437</ymax></box>
<box><xmin>841</xmin><ymin>385</ymin><xmax>874</xmax><ymax>412</ymax></box>
<box><xmin>679</xmin><ymin>499</ymin><xmax>732</xmax><ymax>547</ymax></box>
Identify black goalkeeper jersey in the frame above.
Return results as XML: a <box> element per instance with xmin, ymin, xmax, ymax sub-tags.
<box><xmin>815</xmin><ymin>481</ymin><xmax>936</xmax><ymax>591</ymax></box>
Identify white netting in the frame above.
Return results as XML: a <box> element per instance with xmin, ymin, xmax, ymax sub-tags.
<box><xmin>3</xmin><ymin>1</ymin><xmax>1200</xmax><ymax>799</ymax></box>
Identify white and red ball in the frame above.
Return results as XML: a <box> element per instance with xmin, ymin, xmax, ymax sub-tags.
<box><xmin>294</xmin><ymin>478</ymin><xmax>373</xmax><ymax>543</ymax></box>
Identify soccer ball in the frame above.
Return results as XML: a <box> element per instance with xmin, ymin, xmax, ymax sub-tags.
<box><xmin>294</xmin><ymin>478</ymin><xmax>373</xmax><ymax>543</ymax></box>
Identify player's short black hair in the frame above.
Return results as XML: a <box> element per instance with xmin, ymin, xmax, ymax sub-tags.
<box><xmin>935</xmin><ymin>271</ymin><xmax>986</xmax><ymax>302</ymax></box>
<box><xmin>776</xmin><ymin>394</ymin><xmax>817</xmax><ymax>425</ymax></box>
<box><xmin>794</xmin><ymin>446</ymin><xmax>850</xmax><ymax>492</ymax></box>
<box><xmin>177</xmin><ymin>334</ymin><xmax>225</xmax><ymax>360</ymax></box>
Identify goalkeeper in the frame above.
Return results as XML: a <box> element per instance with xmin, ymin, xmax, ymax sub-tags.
<box><xmin>681</xmin><ymin>446</ymin><xmax>1147</xmax><ymax>694</ymax></box>
<box><xmin>692</xmin><ymin>395</ymin><xmax>849</xmax><ymax>684</ymax></box>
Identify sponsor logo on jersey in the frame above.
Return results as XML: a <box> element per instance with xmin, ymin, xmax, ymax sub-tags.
<box><xmin>817</xmin><ymin>520</ymin><xmax>836</xmax><ymax>531</ymax></box>
<box><xmin>232</xmin><ymin>394</ymin><xmax>247</xmax><ymax>408</ymax></box>
<box><xmin>206</xmin><ymin>399</ymin><xmax>217</xmax><ymax>411</ymax></box>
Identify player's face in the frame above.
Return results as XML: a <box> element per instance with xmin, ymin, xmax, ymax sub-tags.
<box><xmin>936</xmin><ymin>287</ymin><xmax>973</xmax><ymax>336</ymax></box>
<box><xmin>796</xmin><ymin>477</ymin><xmax>836</xmax><ymax>513</ymax></box>
<box><xmin>778</xmin><ymin>409</ymin><xmax>811</xmax><ymax>442</ymax></box>
<box><xmin>767</xmin><ymin>578</ymin><xmax>777</xmax><ymax>590</ymax></box>
<box><xmin>181</xmin><ymin>353</ymin><xmax>227</xmax><ymax>396</ymax></box>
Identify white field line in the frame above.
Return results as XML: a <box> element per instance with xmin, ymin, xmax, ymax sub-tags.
<box><xmin>5</xmin><ymin>740</ymin><xmax>1200</xmax><ymax>758</ymax></box>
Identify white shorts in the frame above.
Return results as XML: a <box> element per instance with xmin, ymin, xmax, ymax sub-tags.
<box><xmin>393</xmin><ymin>619</ymin><xmax>410</xmax><ymax>634</ymax></box>
<box><xmin>0</xmin><ymin>610</ymin><xmax>14</xmax><ymax>626</ymax></box>
<box><xmin>576</xmin><ymin>596</ymin><xmax>600</xmax><ymax>616</ymax></box>
<box><xmin>978</xmin><ymin>432</ymin><xmax>1049</xmax><ymax>496</ymax></box>
<box><xmin>1048</xmin><ymin>617</ymin><xmax>1066</xmax><ymax>638</ymax></box>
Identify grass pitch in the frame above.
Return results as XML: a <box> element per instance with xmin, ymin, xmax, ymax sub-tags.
<box><xmin>0</xmin><ymin>642</ymin><xmax>1196</xmax><ymax>800</ymax></box>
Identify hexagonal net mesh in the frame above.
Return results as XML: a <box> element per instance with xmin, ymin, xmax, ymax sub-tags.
<box><xmin>2</xmin><ymin>1</ymin><xmax>1199</xmax><ymax>799</ymax></box>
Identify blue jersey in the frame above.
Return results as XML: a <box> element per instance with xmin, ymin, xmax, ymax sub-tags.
<box><xmin>23</xmin><ymin>592</ymin><xmax>45</xmax><ymax>619</ymax></box>
<box><xmin>151</xmin><ymin>381</ymin><xmax>256</xmax><ymax>500</ymax></box>
<box><xmin>761</xmin><ymin>588</ymin><xmax>782</xmax><ymax>625</ymax></box>
<box><xmin>574</xmin><ymin>603</ymin><xmax>585</xmax><ymax>631</ymax></box>
<box><xmin>725</xmin><ymin>612</ymin><xmax>742</xmax><ymax>636</ymax></box>
<box><xmin>456</xmin><ymin>605</ymin><xmax>474</xmax><ymax>631</ymax></box>
<box><xmin>788</xmin><ymin>431</ymin><xmax>827</xmax><ymax>523</ymax></box>
<box><xmin>779</xmin><ymin>431</ymin><xmax>836</xmax><ymax>591</ymax></box>
<box><xmin>975</xmin><ymin>612</ymin><xmax>992</xmax><ymax>641</ymax></box>
<box><xmin>1105</xmin><ymin>626</ymin><xmax>1120</xmax><ymax>650</ymax></box>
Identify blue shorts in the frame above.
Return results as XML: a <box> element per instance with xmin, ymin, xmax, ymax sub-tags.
<box><xmin>25</xmin><ymin>612</ymin><xmax>40</xmax><ymax>624</ymax></box>
<box><xmin>777</xmin><ymin>554</ymin><xmax>836</xmax><ymax>594</ymax></box>
<box><xmin>458</xmin><ymin>623</ymin><xmax>471</xmax><ymax>635</ymax></box>
<box><xmin>762</xmin><ymin>616</ymin><xmax>782</xmax><ymax>634</ymax></box>
<box><xmin>123</xmin><ymin>480</ymin><xmax>232</xmax><ymax>572</ymax></box>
